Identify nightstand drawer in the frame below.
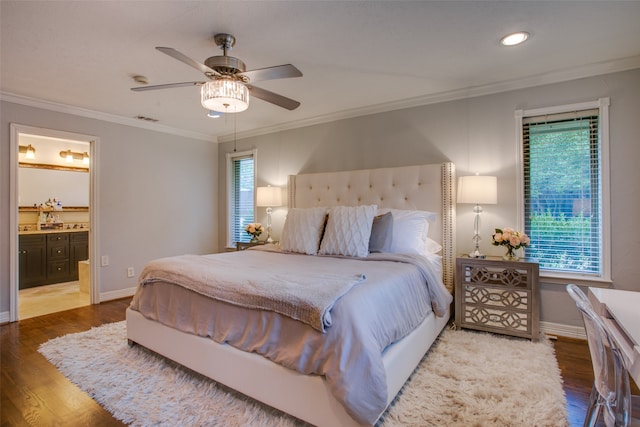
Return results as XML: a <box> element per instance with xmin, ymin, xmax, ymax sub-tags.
<box><xmin>460</xmin><ymin>300</ymin><xmax>532</xmax><ymax>334</ymax></box>
<box><xmin>462</xmin><ymin>285</ymin><xmax>531</xmax><ymax>311</ymax></box>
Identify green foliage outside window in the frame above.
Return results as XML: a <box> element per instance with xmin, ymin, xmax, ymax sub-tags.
<box><xmin>527</xmin><ymin>212</ymin><xmax>596</xmax><ymax>273</ymax></box>
<box><xmin>524</xmin><ymin>115</ymin><xmax>600</xmax><ymax>275</ymax></box>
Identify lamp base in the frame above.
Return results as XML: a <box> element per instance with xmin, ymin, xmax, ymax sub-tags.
<box><xmin>468</xmin><ymin>250</ymin><xmax>486</xmax><ymax>259</ymax></box>
<box><xmin>469</xmin><ymin>229</ymin><xmax>485</xmax><ymax>258</ymax></box>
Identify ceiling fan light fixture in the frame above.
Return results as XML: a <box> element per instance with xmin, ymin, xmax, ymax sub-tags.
<box><xmin>201</xmin><ymin>79</ymin><xmax>249</xmax><ymax>113</ymax></box>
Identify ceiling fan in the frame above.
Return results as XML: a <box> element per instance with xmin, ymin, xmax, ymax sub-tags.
<box><xmin>131</xmin><ymin>33</ymin><xmax>302</xmax><ymax>112</ymax></box>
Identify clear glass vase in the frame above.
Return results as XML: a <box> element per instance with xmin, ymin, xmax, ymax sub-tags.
<box><xmin>503</xmin><ymin>246</ymin><xmax>519</xmax><ymax>261</ymax></box>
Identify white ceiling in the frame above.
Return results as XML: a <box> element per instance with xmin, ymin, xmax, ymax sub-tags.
<box><xmin>2</xmin><ymin>1</ymin><xmax>640</xmax><ymax>142</ymax></box>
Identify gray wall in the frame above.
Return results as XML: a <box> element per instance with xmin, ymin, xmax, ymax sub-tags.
<box><xmin>1</xmin><ymin>101</ymin><xmax>218</xmax><ymax>317</ymax></box>
<box><xmin>2</xmin><ymin>68</ymin><xmax>637</xmax><ymax>327</ymax></box>
<box><xmin>218</xmin><ymin>68</ymin><xmax>640</xmax><ymax>328</ymax></box>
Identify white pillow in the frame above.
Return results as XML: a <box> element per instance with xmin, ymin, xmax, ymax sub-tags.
<box><xmin>425</xmin><ymin>237</ymin><xmax>443</xmax><ymax>254</ymax></box>
<box><xmin>377</xmin><ymin>208</ymin><xmax>437</xmax><ymax>255</ymax></box>
<box><xmin>280</xmin><ymin>207</ymin><xmax>327</xmax><ymax>255</ymax></box>
<box><xmin>319</xmin><ymin>205</ymin><xmax>377</xmax><ymax>258</ymax></box>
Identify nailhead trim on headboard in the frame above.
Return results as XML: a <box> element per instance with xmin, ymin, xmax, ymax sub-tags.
<box><xmin>441</xmin><ymin>162</ymin><xmax>456</xmax><ymax>292</ymax></box>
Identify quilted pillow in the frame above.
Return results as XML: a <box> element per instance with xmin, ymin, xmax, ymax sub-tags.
<box><xmin>368</xmin><ymin>211</ymin><xmax>394</xmax><ymax>253</ymax></box>
<box><xmin>377</xmin><ymin>208</ymin><xmax>437</xmax><ymax>255</ymax></box>
<box><xmin>319</xmin><ymin>205</ymin><xmax>377</xmax><ymax>258</ymax></box>
<box><xmin>280</xmin><ymin>207</ymin><xmax>327</xmax><ymax>255</ymax></box>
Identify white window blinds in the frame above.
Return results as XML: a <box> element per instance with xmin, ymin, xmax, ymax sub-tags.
<box><xmin>229</xmin><ymin>153</ymin><xmax>255</xmax><ymax>245</ymax></box>
<box><xmin>522</xmin><ymin>108</ymin><xmax>602</xmax><ymax>275</ymax></box>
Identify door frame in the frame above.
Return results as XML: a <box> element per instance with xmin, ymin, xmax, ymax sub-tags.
<box><xmin>9</xmin><ymin>123</ymin><xmax>100</xmax><ymax>321</ymax></box>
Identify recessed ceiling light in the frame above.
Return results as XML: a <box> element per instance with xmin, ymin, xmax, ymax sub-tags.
<box><xmin>207</xmin><ymin>110</ymin><xmax>222</xmax><ymax>119</ymax></box>
<box><xmin>500</xmin><ymin>32</ymin><xmax>530</xmax><ymax>46</ymax></box>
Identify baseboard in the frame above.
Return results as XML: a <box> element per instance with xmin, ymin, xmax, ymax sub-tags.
<box><xmin>2</xmin><ymin>298</ymin><xmax>588</xmax><ymax>342</ymax></box>
<box><xmin>100</xmin><ymin>286</ymin><xmax>137</xmax><ymax>302</ymax></box>
<box><xmin>0</xmin><ymin>287</ymin><xmax>136</xmax><ymax>324</ymax></box>
<box><xmin>540</xmin><ymin>321</ymin><xmax>586</xmax><ymax>340</ymax></box>
<box><xmin>0</xmin><ymin>311</ymin><xmax>10</xmax><ymax>324</ymax></box>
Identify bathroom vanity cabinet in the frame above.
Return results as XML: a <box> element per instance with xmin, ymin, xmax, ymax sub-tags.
<box><xmin>19</xmin><ymin>231</ymin><xmax>88</xmax><ymax>289</ymax></box>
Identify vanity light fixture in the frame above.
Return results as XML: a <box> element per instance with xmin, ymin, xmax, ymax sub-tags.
<box><xmin>60</xmin><ymin>150</ymin><xmax>90</xmax><ymax>164</ymax></box>
<box><xmin>500</xmin><ymin>31</ymin><xmax>530</xmax><ymax>46</ymax></box>
<box><xmin>19</xmin><ymin>144</ymin><xmax>36</xmax><ymax>159</ymax></box>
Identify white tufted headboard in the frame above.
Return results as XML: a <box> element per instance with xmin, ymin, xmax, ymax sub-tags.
<box><xmin>288</xmin><ymin>163</ymin><xmax>456</xmax><ymax>291</ymax></box>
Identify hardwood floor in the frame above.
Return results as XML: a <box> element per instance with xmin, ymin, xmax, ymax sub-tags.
<box><xmin>1</xmin><ymin>298</ymin><xmax>130</xmax><ymax>427</ymax></box>
<box><xmin>1</xmin><ymin>300</ymin><xmax>636</xmax><ymax>426</ymax></box>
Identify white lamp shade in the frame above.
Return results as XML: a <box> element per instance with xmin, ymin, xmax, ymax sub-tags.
<box><xmin>457</xmin><ymin>176</ymin><xmax>498</xmax><ymax>204</ymax></box>
<box><xmin>256</xmin><ymin>186</ymin><xmax>282</xmax><ymax>207</ymax></box>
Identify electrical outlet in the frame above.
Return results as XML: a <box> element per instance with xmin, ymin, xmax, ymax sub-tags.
<box><xmin>127</xmin><ymin>267</ymin><xmax>135</xmax><ymax>278</ymax></box>
<box><xmin>101</xmin><ymin>255</ymin><xmax>109</xmax><ymax>266</ymax></box>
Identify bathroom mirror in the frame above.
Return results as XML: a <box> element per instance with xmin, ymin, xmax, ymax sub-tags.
<box><xmin>19</xmin><ymin>165</ymin><xmax>89</xmax><ymax>207</ymax></box>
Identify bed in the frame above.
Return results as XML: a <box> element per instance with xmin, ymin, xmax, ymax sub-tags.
<box><xmin>126</xmin><ymin>162</ymin><xmax>456</xmax><ymax>427</ymax></box>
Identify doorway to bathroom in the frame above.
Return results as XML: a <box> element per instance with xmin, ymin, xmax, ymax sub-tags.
<box><xmin>10</xmin><ymin>124</ymin><xmax>99</xmax><ymax>321</ymax></box>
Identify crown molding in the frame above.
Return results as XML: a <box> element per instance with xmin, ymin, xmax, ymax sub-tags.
<box><xmin>3</xmin><ymin>55</ymin><xmax>640</xmax><ymax>145</ymax></box>
<box><xmin>219</xmin><ymin>55</ymin><xmax>640</xmax><ymax>142</ymax></box>
<box><xmin>0</xmin><ymin>92</ymin><xmax>216</xmax><ymax>142</ymax></box>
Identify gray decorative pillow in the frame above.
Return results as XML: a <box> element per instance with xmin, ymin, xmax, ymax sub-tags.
<box><xmin>368</xmin><ymin>212</ymin><xmax>393</xmax><ymax>253</ymax></box>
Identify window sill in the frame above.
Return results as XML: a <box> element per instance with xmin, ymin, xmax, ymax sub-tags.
<box><xmin>539</xmin><ymin>271</ymin><xmax>612</xmax><ymax>288</ymax></box>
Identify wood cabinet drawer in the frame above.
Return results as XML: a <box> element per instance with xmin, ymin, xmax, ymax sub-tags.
<box><xmin>48</xmin><ymin>243</ymin><xmax>69</xmax><ymax>260</ymax></box>
<box><xmin>47</xmin><ymin>233</ymin><xmax>69</xmax><ymax>244</ymax></box>
<box><xmin>47</xmin><ymin>259</ymin><xmax>70</xmax><ymax>279</ymax></box>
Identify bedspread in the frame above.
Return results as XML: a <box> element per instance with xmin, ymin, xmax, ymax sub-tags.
<box><xmin>130</xmin><ymin>249</ymin><xmax>452</xmax><ymax>425</ymax></box>
<box><xmin>139</xmin><ymin>254</ymin><xmax>365</xmax><ymax>332</ymax></box>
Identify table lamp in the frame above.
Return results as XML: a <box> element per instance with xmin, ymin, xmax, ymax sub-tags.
<box><xmin>256</xmin><ymin>185</ymin><xmax>282</xmax><ymax>243</ymax></box>
<box><xmin>457</xmin><ymin>175</ymin><xmax>497</xmax><ymax>258</ymax></box>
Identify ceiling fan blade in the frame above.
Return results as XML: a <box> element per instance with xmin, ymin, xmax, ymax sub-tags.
<box><xmin>131</xmin><ymin>82</ymin><xmax>204</xmax><ymax>92</ymax></box>
<box><xmin>248</xmin><ymin>85</ymin><xmax>300</xmax><ymax>110</ymax></box>
<box><xmin>156</xmin><ymin>47</ymin><xmax>218</xmax><ymax>77</ymax></box>
<box><xmin>242</xmin><ymin>64</ymin><xmax>302</xmax><ymax>83</ymax></box>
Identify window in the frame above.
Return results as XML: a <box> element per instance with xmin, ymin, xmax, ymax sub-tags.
<box><xmin>516</xmin><ymin>98</ymin><xmax>610</xmax><ymax>283</ymax></box>
<box><xmin>226</xmin><ymin>149</ymin><xmax>256</xmax><ymax>247</ymax></box>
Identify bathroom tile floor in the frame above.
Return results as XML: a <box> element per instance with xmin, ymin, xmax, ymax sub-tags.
<box><xmin>19</xmin><ymin>281</ymin><xmax>90</xmax><ymax>319</ymax></box>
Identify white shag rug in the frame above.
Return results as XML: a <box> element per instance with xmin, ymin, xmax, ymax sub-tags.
<box><xmin>38</xmin><ymin>322</ymin><xmax>568</xmax><ymax>427</ymax></box>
